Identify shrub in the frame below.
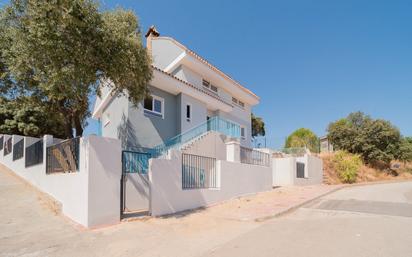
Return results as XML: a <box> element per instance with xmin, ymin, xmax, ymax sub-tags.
<box><xmin>327</xmin><ymin>112</ymin><xmax>401</xmax><ymax>164</ymax></box>
<box><xmin>332</xmin><ymin>151</ymin><xmax>363</xmax><ymax>183</ymax></box>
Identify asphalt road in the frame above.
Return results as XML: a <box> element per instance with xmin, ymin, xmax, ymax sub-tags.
<box><xmin>203</xmin><ymin>181</ymin><xmax>412</xmax><ymax>257</ymax></box>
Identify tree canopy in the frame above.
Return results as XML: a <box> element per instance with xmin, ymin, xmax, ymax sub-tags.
<box><xmin>285</xmin><ymin>128</ymin><xmax>319</xmax><ymax>153</ymax></box>
<box><xmin>251</xmin><ymin>113</ymin><xmax>265</xmax><ymax>138</ymax></box>
<box><xmin>0</xmin><ymin>96</ymin><xmax>66</xmax><ymax>138</ymax></box>
<box><xmin>327</xmin><ymin>112</ymin><xmax>401</xmax><ymax>164</ymax></box>
<box><xmin>398</xmin><ymin>137</ymin><xmax>412</xmax><ymax>164</ymax></box>
<box><xmin>0</xmin><ymin>0</ymin><xmax>152</xmax><ymax>138</ymax></box>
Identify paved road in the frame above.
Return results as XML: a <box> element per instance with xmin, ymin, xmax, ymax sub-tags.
<box><xmin>203</xmin><ymin>182</ymin><xmax>412</xmax><ymax>257</ymax></box>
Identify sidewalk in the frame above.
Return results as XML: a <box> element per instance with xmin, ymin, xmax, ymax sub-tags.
<box><xmin>195</xmin><ymin>184</ymin><xmax>343</xmax><ymax>222</ymax></box>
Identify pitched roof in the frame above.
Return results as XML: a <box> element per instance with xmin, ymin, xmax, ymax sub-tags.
<box><xmin>151</xmin><ymin>36</ymin><xmax>259</xmax><ymax>101</ymax></box>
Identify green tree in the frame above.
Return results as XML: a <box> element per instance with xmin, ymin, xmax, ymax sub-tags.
<box><xmin>0</xmin><ymin>97</ymin><xmax>66</xmax><ymax>138</ymax></box>
<box><xmin>327</xmin><ymin>112</ymin><xmax>401</xmax><ymax>164</ymax></box>
<box><xmin>0</xmin><ymin>0</ymin><xmax>152</xmax><ymax>138</ymax></box>
<box><xmin>251</xmin><ymin>113</ymin><xmax>266</xmax><ymax>138</ymax></box>
<box><xmin>285</xmin><ymin>128</ymin><xmax>319</xmax><ymax>153</ymax></box>
<box><xmin>398</xmin><ymin>137</ymin><xmax>412</xmax><ymax>164</ymax></box>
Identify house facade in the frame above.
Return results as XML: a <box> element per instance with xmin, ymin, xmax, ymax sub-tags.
<box><xmin>92</xmin><ymin>26</ymin><xmax>260</xmax><ymax>150</ymax></box>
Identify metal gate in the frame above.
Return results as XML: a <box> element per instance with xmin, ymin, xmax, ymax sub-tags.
<box><xmin>120</xmin><ymin>151</ymin><xmax>151</xmax><ymax>217</ymax></box>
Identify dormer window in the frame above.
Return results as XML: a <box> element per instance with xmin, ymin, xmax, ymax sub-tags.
<box><xmin>202</xmin><ymin>79</ymin><xmax>218</xmax><ymax>93</ymax></box>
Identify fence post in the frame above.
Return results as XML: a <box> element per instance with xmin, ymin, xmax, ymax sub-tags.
<box><xmin>43</xmin><ymin>135</ymin><xmax>53</xmax><ymax>173</ymax></box>
<box><xmin>226</xmin><ymin>140</ymin><xmax>240</xmax><ymax>163</ymax></box>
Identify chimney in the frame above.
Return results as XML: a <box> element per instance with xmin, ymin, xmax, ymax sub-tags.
<box><xmin>145</xmin><ymin>25</ymin><xmax>160</xmax><ymax>54</ymax></box>
<box><xmin>145</xmin><ymin>25</ymin><xmax>160</xmax><ymax>38</ymax></box>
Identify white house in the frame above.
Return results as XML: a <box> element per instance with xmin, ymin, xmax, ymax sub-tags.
<box><xmin>92</xmin><ymin>26</ymin><xmax>260</xmax><ymax>151</ymax></box>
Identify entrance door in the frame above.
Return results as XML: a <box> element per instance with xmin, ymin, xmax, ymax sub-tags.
<box><xmin>120</xmin><ymin>151</ymin><xmax>151</xmax><ymax>217</ymax></box>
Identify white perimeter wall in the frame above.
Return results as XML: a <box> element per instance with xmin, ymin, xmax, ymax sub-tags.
<box><xmin>0</xmin><ymin>134</ymin><xmax>121</xmax><ymax>228</ymax></box>
<box><xmin>86</xmin><ymin>136</ymin><xmax>122</xmax><ymax>227</ymax></box>
<box><xmin>149</xmin><ymin>150</ymin><xmax>272</xmax><ymax>216</ymax></box>
<box><xmin>272</xmin><ymin>154</ymin><xmax>323</xmax><ymax>186</ymax></box>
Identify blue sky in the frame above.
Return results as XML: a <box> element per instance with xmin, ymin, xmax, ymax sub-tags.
<box><xmin>85</xmin><ymin>0</ymin><xmax>412</xmax><ymax>148</ymax></box>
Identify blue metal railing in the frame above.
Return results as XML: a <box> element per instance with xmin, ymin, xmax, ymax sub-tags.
<box><xmin>150</xmin><ymin>116</ymin><xmax>240</xmax><ymax>157</ymax></box>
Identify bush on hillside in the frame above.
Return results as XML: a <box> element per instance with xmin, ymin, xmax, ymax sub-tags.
<box><xmin>332</xmin><ymin>151</ymin><xmax>363</xmax><ymax>183</ymax></box>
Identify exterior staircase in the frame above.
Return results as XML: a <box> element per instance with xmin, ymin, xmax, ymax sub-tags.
<box><xmin>150</xmin><ymin>116</ymin><xmax>240</xmax><ymax>158</ymax></box>
<box><xmin>180</xmin><ymin>131</ymin><xmax>212</xmax><ymax>152</ymax></box>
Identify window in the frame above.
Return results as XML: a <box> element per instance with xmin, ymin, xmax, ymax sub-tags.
<box><xmin>202</xmin><ymin>79</ymin><xmax>218</xmax><ymax>94</ymax></box>
<box><xmin>232</xmin><ymin>97</ymin><xmax>245</xmax><ymax>108</ymax></box>
<box><xmin>202</xmin><ymin>79</ymin><xmax>210</xmax><ymax>88</ymax></box>
<box><xmin>241</xmin><ymin>126</ymin><xmax>246</xmax><ymax>140</ymax></box>
<box><xmin>144</xmin><ymin>95</ymin><xmax>164</xmax><ymax>118</ymax></box>
<box><xmin>186</xmin><ymin>104</ymin><xmax>191</xmax><ymax>122</ymax></box>
<box><xmin>144</xmin><ymin>97</ymin><xmax>153</xmax><ymax>110</ymax></box>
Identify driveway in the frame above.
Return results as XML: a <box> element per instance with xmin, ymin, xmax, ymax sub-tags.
<box><xmin>1</xmin><ymin>164</ymin><xmax>412</xmax><ymax>257</ymax></box>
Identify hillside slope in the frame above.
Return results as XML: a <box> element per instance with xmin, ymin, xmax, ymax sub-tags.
<box><xmin>320</xmin><ymin>153</ymin><xmax>412</xmax><ymax>184</ymax></box>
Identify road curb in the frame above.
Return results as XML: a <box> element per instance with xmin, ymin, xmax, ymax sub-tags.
<box><xmin>254</xmin><ymin>186</ymin><xmax>344</xmax><ymax>222</ymax></box>
<box><xmin>343</xmin><ymin>178</ymin><xmax>412</xmax><ymax>188</ymax></box>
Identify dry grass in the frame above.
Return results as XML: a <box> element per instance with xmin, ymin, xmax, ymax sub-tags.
<box><xmin>320</xmin><ymin>153</ymin><xmax>412</xmax><ymax>184</ymax></box>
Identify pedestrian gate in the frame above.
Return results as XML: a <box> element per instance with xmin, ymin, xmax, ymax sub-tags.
<box><xmin>120</xmin><ymin>151</ymin><xmax>151</xmax><ymax>217</ymax></box>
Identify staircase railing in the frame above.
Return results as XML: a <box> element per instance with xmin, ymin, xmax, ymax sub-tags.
<box><xmin>150</xmin><ymin>116</ymin><xmax>240</xmax><ymax>157</ymax></box>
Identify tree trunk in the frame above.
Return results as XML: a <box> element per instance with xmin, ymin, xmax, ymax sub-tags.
<box><xmin>56</xmin><ymin>99</ymin><xmax>73</xmax><ymax>139</ymax></box>
<box><xmin>73</xmin><ymin>113</ymin><xmax>83</xmax><ymax>137</ymax></box>
<box><xmin>64</xmin><ymin>116</ymin><xmax>73</xmax><ymax>139</ymax></box>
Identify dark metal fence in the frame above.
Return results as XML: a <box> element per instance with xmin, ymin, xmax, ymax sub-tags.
<box><xmin>12</xmin><ymin>139</ymin><xmax>24</xmax><ymax>161</ymax></box>
<box><xmin>240</xmin><ymin>147</ymin><xmax>270</xmax><ymax>167</ymax></box>
<box><xmin>3</xmin><ymin>137</ymin><xmax>12</xmax><ymax>156</ymax></box>
<box><xmin>25</xmin><ymin>140</ymin><xmax>43</xmax><ymax>167</ymax></box>
<box><xmin>296</xmin><ymin>162</ymin><xmax>305</xmax><ymax>178</ymax></box>
<box><xmin>46</xmin><ymin>138</ymin><xmax>80</xmax><ymax>174</ymax></box>
<box><xmin>182</xmin><ymin>153</ymin><xmax>217</xmax><ymax>189</ymax></box>
<box><xmin>122</xmin><ymin>151</ymin><xmax>151</xmax><ymax>174</ymax></box>
<box><xmin>0</xmin><ymin>136</ymin><xmax>3</xmax><ymax>151</ymax></box>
